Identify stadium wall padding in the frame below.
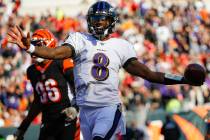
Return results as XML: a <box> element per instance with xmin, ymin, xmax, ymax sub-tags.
<box><xmin>0</xmin><ymin>125</ymin><xmax>40</xmax><ymax>140</ymax></box>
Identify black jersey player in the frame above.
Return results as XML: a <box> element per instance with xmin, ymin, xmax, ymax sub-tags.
<box><xmin>13</xmin><ymin>29</ymin><xmax>80</xmax><ymax>140</ymax></box>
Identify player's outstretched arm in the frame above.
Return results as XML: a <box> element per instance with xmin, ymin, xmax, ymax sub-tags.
<box><xmin>30</xmin><ymin>44</ymin><xmax>72</xmax><ymax>59</ymax></box>
<box><xmin>124</xmin><ymin>59</ymin><xmax>203</xmax><ymax>86</ymax></box>
<box><xmin>7</xmin><ymin>26</ymin><xmax>73</xmax><ymax>59</ymax></box>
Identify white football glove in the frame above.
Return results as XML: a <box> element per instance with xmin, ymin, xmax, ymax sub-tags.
<box><xmin>62</xmin><ymin>107</ymin><xmax>78</xmax><ymax>121</ymax></box>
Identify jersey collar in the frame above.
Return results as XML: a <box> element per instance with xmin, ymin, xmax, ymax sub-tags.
<box><xmin>35</xmin><ymin>60</ymin><xmax>53</xmax><ymax>73</ymax></box>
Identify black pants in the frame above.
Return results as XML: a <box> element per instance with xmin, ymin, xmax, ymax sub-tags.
<box><xmin>39</xmin><ymin>118</ymin><xmax>79</xmax><ymax>140</ymax></box>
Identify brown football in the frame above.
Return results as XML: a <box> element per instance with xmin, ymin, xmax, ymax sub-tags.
<box><xmin>184</xmin><ymin>63</ymin><xmax>206</xmax><ymax>84</ymax></box>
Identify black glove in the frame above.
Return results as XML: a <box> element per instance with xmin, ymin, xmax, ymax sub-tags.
<box><xmin>183</xmin><ymin>77</ymin><xmax>204</xmax><ymax>86</ymax></box>
<box><xmin>189</xmin><ymin>81</ymin><xmax>204</xmax><ymax>86</ymax></box>
<box><xmin>13</xmin><ymin>129</ymin><xmax>25</xmax><ymax>140</ymax></box>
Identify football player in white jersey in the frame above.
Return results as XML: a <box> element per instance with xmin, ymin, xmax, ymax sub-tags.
<box><xmin>6</xmin><ymin>1</ymin><xmax>204</xmax><ymax>140</ymax></box>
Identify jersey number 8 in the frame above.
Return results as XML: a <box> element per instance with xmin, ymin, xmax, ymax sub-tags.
<box><xmin>91</xmin><ymin>53</ymin><xmax>110</xmax><ymax>81</ymax></box>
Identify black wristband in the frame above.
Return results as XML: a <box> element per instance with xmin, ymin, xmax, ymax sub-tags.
<box><xmin>164</xmin><ymin>73</ymin><xmax>188</xmax><ymax>85</ymax></box>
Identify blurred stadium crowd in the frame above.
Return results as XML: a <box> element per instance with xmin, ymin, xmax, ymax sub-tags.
<box><xmin>0</xmin><ymin>0</ymin><xmax>209</xmax><ymax>139</ymax></box>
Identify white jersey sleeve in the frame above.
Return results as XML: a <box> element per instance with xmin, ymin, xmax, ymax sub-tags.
<box><xmin>62</xmin><ymin>32</ymin><xmax>84</xmax><ymax>56</ymax></box>
<box><xmin>117</xmin><ymin>39</ymin><xmax>137</xmax><ymax>66</ymax></box>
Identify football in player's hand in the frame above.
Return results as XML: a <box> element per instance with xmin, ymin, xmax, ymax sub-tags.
<box><xmin>184</xmin><ymin>63</ymin><xmax>206</xmax><ymax>85</ymax></box>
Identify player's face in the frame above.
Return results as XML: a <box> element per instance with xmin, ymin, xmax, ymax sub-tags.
<box><xmin>89</xmin><ymin>15</ymin><xmax>111</xmax><ymax>33</ymax></box>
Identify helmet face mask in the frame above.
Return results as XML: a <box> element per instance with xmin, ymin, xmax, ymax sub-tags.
<box><xmin>31</xmin><ymin>38</ymin><xmax>55</xmax><ymax>48</ymax></box>
<box><xmin>87</xmin><ymin>1</ymin><xmax>118</xmax><ymax>40</ymax></box>
<box><xmin>31</xmin><ymin>39</ymin><xmax>47</xmax><ymax>47</ymax></box>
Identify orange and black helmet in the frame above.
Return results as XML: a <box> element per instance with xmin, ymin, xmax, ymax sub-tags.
<box><xmin>31</xmin><ymin>29</ymin><xmax>57</xmax><ymax>48</ymax></box>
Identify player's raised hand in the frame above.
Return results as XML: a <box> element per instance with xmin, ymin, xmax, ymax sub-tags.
<box><xmin>7</xmin><ymin>25</ymin><xmax>31</xmax><ymax>51</ymax></box>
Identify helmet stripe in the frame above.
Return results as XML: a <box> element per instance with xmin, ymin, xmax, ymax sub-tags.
<box><xmin>97</xmin><ymin>1</ymin><xmax>100</xmax><ymax>11</ymax></box>
<box><xmin>33</xmin><ymin>30</ymin><xmax>51</xmax><ymax>40</ymax></box>
<box><xmin>32</xmin><ymin>33</ymin><xmax>45</xmax><ymax>39</ymax></box>
<box><xmin>42</xmin><ymin>30</ymin><xmax>51</xmax><ymax>39</ymax></box>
